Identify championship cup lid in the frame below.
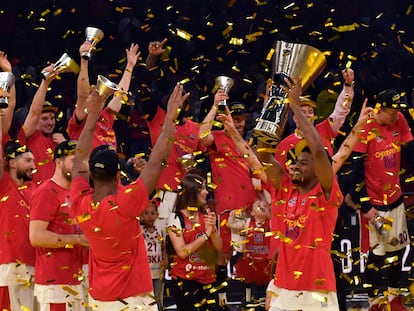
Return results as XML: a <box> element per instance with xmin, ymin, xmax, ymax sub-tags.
<box><xmin>375</xmin><ymin>89</ymin><xmax>407</xmax><ymax>109</ymax></box>
<box><xmin>228</xmin><ymin>101</ymin><xmax>246</xmax><ymax>115</ymax></box>
<box><xmin>53</xmin><ymin>140</ymin><xmax>77</xmax><ymax>160</ymax></box>
<box><xmin>42</xmin><ymin>101</ymin><xmax>58</xmax><ymax>113</ymax></box>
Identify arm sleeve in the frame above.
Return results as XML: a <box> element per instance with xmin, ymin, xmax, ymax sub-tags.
<box><xmin>328</xmin><ymin>86</ymin><xmax>353</xmax><ymax>133</ymax></box>
<box><xmin>30</xmin><ymin>187</ymin><xmax>59</xmax><ymax>221</ymax></box>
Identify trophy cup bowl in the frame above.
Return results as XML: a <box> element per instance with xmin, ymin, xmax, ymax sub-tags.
<box><xmin>82</xmin><ymin>27</ymin><xmax>104</xmax><ymax>60</ymax></box>
<box><xmin>0</xmin><ymin>72</ymin><xmax>16</xmax><ymax>109</ymax></box>
<box><xmin>41</xmin><ymin>53</ymin><xmax>80</xmax><ymax>80</ymax></box>
<box><xmin>214</xmin><ymin>75</ymin><xmax>234</xmax><ymax>113</ymax></box>
<box><xmin>96</xmin><ymin>75</ymin><xmax>119</xmax><ymax>100</ymax></box>
<box><xmin>253</xmin><ymin>40</ymin><xmax>327</xmax><ymax>145</ymax></box>
<box><xmin>177</xmin><ymin>153</ymin><xmax>196</xmax><ymax>172</ymax></box>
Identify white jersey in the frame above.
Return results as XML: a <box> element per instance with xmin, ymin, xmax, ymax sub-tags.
<box><xmin>142</xmin><ymin>225</ymin><xmax>164</xmax><ymax>279</ymax></box>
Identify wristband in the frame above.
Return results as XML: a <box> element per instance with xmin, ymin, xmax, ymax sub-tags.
<box><xmin>202</xmin><ymin>232</ymin><xmax>209</xmax><ymax>241</ymax></box>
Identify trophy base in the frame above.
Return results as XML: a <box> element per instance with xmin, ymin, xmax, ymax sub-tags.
<box><xmin>252</xmin><ymin>119</ymin><xmax>284</xmax><ymax>145</ymax></box>
<box><xmin>81</xmin><ymin>52</ymin><xmax>91</xmax><ymax>60</ymax></box>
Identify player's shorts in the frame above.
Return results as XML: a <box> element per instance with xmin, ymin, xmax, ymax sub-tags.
<box><xmin>369</xmin><ymin>203</ymin><xmax>410</xmax><ymax>256</ymax></box>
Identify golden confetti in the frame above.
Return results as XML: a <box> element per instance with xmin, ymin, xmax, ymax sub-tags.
<box><xmin>77</xmin><ymin>213</ymin><xmax>91</xmax><ymax>223</ymax></box>
<box><xmin>293</xmin><ymin>271</ymin><xmax>303</xmax><ymax>279</ymax></box>
<box><xmin>176</xmin><ymin>28</ymin><xmax>193</xmax><ymax>41</ymax></box>
<box><xmin>62</xmin><ymin>285</ymin><xmax>79</xmax><ymax>296</ymax></box>
<box><xmin>1</xmin><ymin>195</ymin><xmax>9</xmax><ymax>202</ymax></box>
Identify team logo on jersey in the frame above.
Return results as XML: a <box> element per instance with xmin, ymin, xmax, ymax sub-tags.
<box><xmin>288</xmin><ymin>197</ymin><xmax>297</xmax><ymax>207</ymax></box>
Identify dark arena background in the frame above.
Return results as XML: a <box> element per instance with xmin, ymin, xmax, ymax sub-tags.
<box><xmin>1</xmin><ymin>1</ymin><xmax>414</xmax><ymax>310</ymax></box>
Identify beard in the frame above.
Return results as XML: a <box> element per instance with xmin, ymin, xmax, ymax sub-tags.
<box><xmin>62</xmin><ymin>166</ymin><xmax>72</xmax><ymax>182</ymax></box>
<box><xmin>17</xmin><ymin>169</ymin><xmax>33</xmax><ymax>182</ymax></box>
<box><xmin>291</xmin><ymin>172</ymin><xmax>304</xmax><ymax>185</ymax></box>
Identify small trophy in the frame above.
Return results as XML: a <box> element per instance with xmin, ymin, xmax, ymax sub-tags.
<box><xmin>95</xmin><ymin>75</ymin><xmax>119</xmax><ymax>100</ymax></box>
<box><xmin>82</xmin><ymin>27</ymin><xmax>104</xmax><ymax>60</ymax></box>
<box><xmin>177</xmin><ymin>153</ymin><xmax>196</xmax><ymax>172</ymax></box>
<box><xmin>214</xmin><ymin>76</ymin><xmax>234</xmax><ymax>114</ymax></box>
<box><xmin>0</xmin><ymin>72</ymin><xmax>16</xmax><ymax>109</ymax></box>
<box><xmin>41</xmin><ymin>53</ymin><xmax>80</xmax><ymax>79</ymax></box>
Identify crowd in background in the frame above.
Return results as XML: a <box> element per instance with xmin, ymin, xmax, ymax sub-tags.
<box><xmin>0</xmin><ymin>0</ymin><xmax>414</xmax><ymax>159</ymax></box>
<box><xmin>1</xmin><ymin>1</ymin><xmax>414</xmax><ymax>311</ymax></box>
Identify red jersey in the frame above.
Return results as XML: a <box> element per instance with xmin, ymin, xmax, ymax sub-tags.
<box><xmin>67</xmin><ymin>107</ymin><xmax>117</xmax><ymax>150</ymax></box>
<box><xmin>169</xmin><ymin>212</ymin><xmax>216</xmax><ymax>284</ymax></box>
<box><xmin>30</xmin><ymin>179</ymin><xmax>83</xmax><ymax>285</ymax></box>
<box><xmin>275</xmin><ymin>119</ymin><xmax>335</xmax><ymax>168</ymax></box>
<box><xmin>18</xmin><ymin>129</ymin><xmax>55</xmax><ymax>185</ymax></box>
<box><xmin>272</xmin><ymin>174</ymin><xmax>343</xmax><ymax>292</ymax></box>
<box><xmin>0</xmin><ymin>174</ymin><xmax>36</xmax><ymax>266</ymax></box>
<box><xmin>209</xmin><ymin>131</ymin><xmax>258</xmax><ymax>214</ymax></box>
<box><xmin>234</xmin><ymin>218</ymin><xmax>272</xmax><ymax>285</ymax></box>
<box><xmin>148</xmin><ymin>107</ymin><xmax>203</xmax><ymax>191</ymax></box>
<box><xmin>354</xmin><ymin>112</ymin><xmax>413</xmax><ymax>206</ymax></box>
<box><xmin>69</xmin><ymin>177</ymin><xmax>152</xmax><ymax>301</ymax></box>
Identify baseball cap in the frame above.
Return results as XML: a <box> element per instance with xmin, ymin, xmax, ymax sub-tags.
<box><xmin>42</xmin><ymin>101</ymin><xmax>58</xmax><ymax>113</ymax></box>
<box><xmin>228</xmin><ymin>102</ymin><xmax>246</xmax><ymax>115</ymax></box>
<box><xmin>375</xmin><ymin>89</ymin><xmax>407</xmax><ymax>109</ymax></box>
<box><xmin>53</xmin><ymin>140</ymin><xmax>77</xmax><ymax>160</ymax></box>
<box><xmin>4</xmin><ymin>141</ymin><xmax>32</xmax><ymax>161</ymax></box>
<box><xmin>89</xmin><ymin>145</ymin><xmax>120</xmax><ymax>178</ymax></box>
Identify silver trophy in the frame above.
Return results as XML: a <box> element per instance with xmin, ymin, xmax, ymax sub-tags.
<box><xmin>0</xmin><ymin>72</ymin><xmax>16</xmax><ymax>109</ymax></box>
<box><xmin>374</xmin><ymin>216</ymin><xmax>392</xmax><ymax>235</ymax></box>
<box><xmin>177</xmin><ymin>153</ymin><xmax>196</xmax><ymax>172</ymax></box>
<box><xmin>214</xmin><ymin>76</ymin><xmax>234</xmax><ymax>114</ymax></box>
<box><xmin>82</xmin><ymin>27</ymin><xmax>104</xmax><ymax>60</ymax></box>
<box><xmin>253</xmin><ymin>41</ymin><xmax>327</xmax><ymax>145</ymax></box>
<box><xmin>41</xmin><ymin>53</ymin><xmax>80</xmax><ymax>79</ymax></box>
<box><xmin>96</xmin><ymin>75</ymin><xmax>119</xmax><ymax>100</ymax></box>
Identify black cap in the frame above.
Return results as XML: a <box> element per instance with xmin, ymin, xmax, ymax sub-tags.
<box><xmin>375</xmin><ymin>89</ymin><xmax>407</xmax><ymax>109</ymax></box>
<box><xmin>53</xmin><ymin>140</ymin><xmax>77</xmax><ymax>160</ymax></box>
<box><xmin>4</xmin><ymin>141</ymin><xmax>31</xmax><ymax>161</ymax></box>
<box><xmin>89</xmin><ymin>145</ymin><xmax>120</xmax><ymax>177</ymax></box>
<box><xmin>228</xmin><ymin>101</ymin><xmax>246</xmax><ymax>115</ymax></box>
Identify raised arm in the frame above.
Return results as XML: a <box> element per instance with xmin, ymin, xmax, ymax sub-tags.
<box><xmin>138</xmin><ymin>83</ymin><xmax>188</xmax><ymax>194</ymax></box>
<box><xmin>22</xmin><ymin>65</ymin><xmax>56</xmax><ymax>139</ymax></box>
<box><xmin>199</xmin><ymin>89</ymin><xmax>228</xmax><ymax>147</ymax></box>
<box><xmin>72</xmin><ymin>90</ymin><xmax>106</xmax><ymax>181</ymax></box>
<box><xmin>332</xmin><ymin>99</ymin><xmax>372</xmax><ymax>174</ymax></box>
<box><xmin>218</xmin><ymin>110</ymin><xmax>269</xmax><ymax>184</ymax></box>
<box><xmin>73</xmin><ymin>41</ymin><xmax>92</xmax><ymax>122</ymax></box>
<box><xmin>145</xmin><ymin>38</ymin><xmax>168</xmax><ymax>71</ymax></box>
<box><xmin>0</xmin><ymin>51</ymin><xmax>15</xmax><ymax>135</ymax></box>
<box><xmin>286</xmin><ymin>77</ymin><xmax>333</xmax><ymax>196</ymax></box>
<box><xmin>0</xmin><ymin>96</ymin><xmax>4</xmax><ymax>180</ymax></box>
<box><xmin>107</xmin><ymin>43</ymin><xmax>140</xmax><ymax>113</ymax></box>
<box><xmin>329</xmin><ymin>68</ymin><xmax>355</xmax><ymax>133</ymax></box>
